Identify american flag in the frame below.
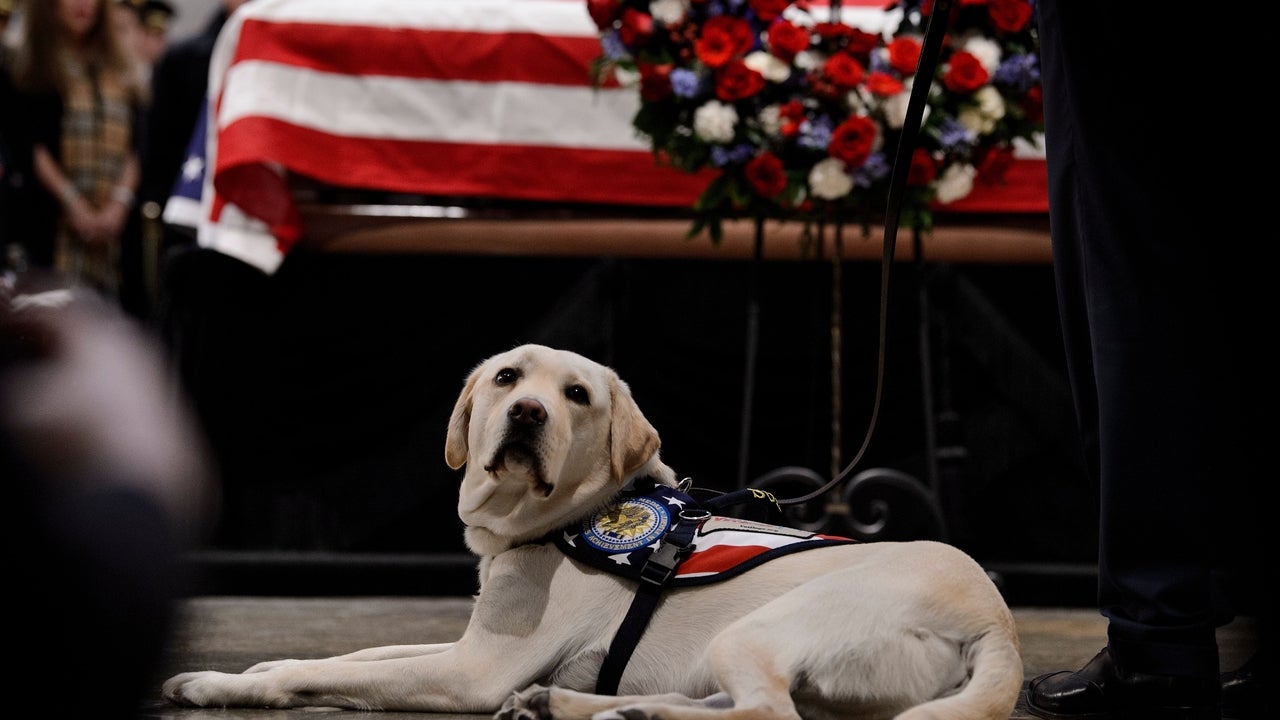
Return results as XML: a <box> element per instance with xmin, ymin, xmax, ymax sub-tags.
<box><xmin>176</xmin><ymin>0</ymin><xmax>1046</xmax><ymax>274</ymax></box>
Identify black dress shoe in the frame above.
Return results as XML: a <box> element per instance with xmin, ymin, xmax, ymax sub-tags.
<box><xmin>1220</xmin><ymin>654</ymin><xmax>1265</xmax><ymax>720</ymax></box>
<box><xmin>1027</xmin><ymin>647</ymin><xmax>1220</xmax><ymax>719</ymax></box>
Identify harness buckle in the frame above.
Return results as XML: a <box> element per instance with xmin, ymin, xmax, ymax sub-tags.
<box><xmin>638</xmin><ymin>515</ymin><xmax>704</xmax><ymax>587</ymax></box>
<box><xmin>639</xmin><ymin>537</ymin><xmax>688</xmax><ymax>587</ymax></box>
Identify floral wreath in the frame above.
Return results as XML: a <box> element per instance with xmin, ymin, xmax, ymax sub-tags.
<box><xmin>587</xmin><ymin>0</ymin><xmax>1043</xmax><ymax>242</ymax></box>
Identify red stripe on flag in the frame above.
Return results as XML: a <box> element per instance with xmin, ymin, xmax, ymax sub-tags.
<box><xmin>213</xmin><ymin>161</ymin><xmax>302</xmax><ymax>248</ymax></box>
<box><xmin>677</xmin><ymin>544</ymin><xmax>772</xmax><ymax>576</ymax></box>
<box><xmin>214</xmin><ymin>118</ymin><xmax>1046</xmax><ymax>243</ymax></box>
<box><xmin>234</xmin><ymin>19</ymin><xmax>604</xmax><ymax>86</ymax></box>
<box><xmin>215</xmin><ymin>116</ymin><xmax>716</xmax><ymax>208</ymax></box>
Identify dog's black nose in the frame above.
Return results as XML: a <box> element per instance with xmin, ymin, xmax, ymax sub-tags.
<box><xmin>508</xmin><ymin>398</ymin><xmax>548</xmax><ymax>426</ymax></box>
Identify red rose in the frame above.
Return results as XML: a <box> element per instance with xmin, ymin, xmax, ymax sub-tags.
<box><xmin>942</xmin><ymin>51</ymin><xmax>989</xmax><ymax>94</ymax></box>
<box><xmin>619</xmin><ymin>8</ymin><xmax>654</xmax><ymax>47</ymax></box>
<box><xmin>828</xmin><ymin>115</ymin><xmax>878</xmax><ymax>167</ymax></box>
<box><xmin>823</xmin><ymin>52</ymin><xmax>866</xmax><ymax>90</ymax></box>
<box><xmin>696</xmin><ymin>15</ymin><xmax>754</xmax><ymax>68</ymax></box>
<box><xmin>845</xmin><ymin>27</ymin><xmax>882</xmax><ymax>60</ymax></box>
<box><xmin>779</xmin><ymin>99</ymin><xmax>806</xmax><ymax>138</ymax></box>
<box><xmin>715</xmin><ymin>59</ymin><xmax>765</xmax><ymax>101</ymax></box>
<box><xmin>887</xmin><ymin>36</ymin><xmax>922</xmax><ymax>76</ymax></box>
<box><xmin>907</xmin><ymin>147</ymin><xmax>937</xmax><ymax>187</ymax></box>
<box><xmin>767</xmin><ymin>20</ymin><xmax>810</xmax><ymax>62</ymax></box>
<box><xmin>586</xmin><ymin>0</ymin><xmax>621</xmax><ymax>31</ymax></box>
<box><xmin>638</xmin><ymin>62</ymin><xmax>673</xmax><ymax>102</ymax></box>
<box><xmin>987</xmin><ymin>0</ymin><xmax>1033</xmax><ymax>33</ymax></box>
<box><xmin>975</xmin><ymin>145</ymin><xmax>1014</xmax><ymax>184</ymax></box>
<box><xmin>749</xmin><ymin>0</ymin><xmax>790</xmax><ymax>23</ymax></box>
<box><xmin>815</xmin><ymin>22</ymin><xmax>850</xmax><ymax>42</ymax></box>
<box><xmin>865</xmin><ymin>71</ymin><xmax>904</xmax><ymax>97</ymax></box>
<box><xmin>745</xmin><ymin>152</ymin><xmax>787</xmax><ymax>198</ymax></box>
<box><xmin>1022</xmin><ymin>84</ymin><xmax>1044</xmax><ymax>123</ymax></box>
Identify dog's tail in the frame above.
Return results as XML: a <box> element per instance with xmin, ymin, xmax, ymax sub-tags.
<box><xmin>893</xmin><ymin>627</ymin><xmax>1023</xmax><ymax>720</ymax></box>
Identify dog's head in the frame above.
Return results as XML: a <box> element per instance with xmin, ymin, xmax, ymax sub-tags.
<box><xmin>445</xmin><ymin>344</ymin><xmax>676</xmax><ymax>556</ymax></box>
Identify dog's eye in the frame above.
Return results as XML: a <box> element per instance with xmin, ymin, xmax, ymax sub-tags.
<box><xmin>495</xmin><ymin>368</ymin><xmax>520</xmax><ymax>386</ymax></box>
<box><xmin>565</xmin><ymin>384</ymin><xmax>589</xmax><ymax>405</ymax></box>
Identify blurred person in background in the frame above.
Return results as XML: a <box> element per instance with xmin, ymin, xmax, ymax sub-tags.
<box><xmin>110</xmin><ymin>0</ymin><xmax>142</xmax><ymax>64</ymax></box>
<box><xmin>112</xmin><ymin>0</ymin><xmax>173</xmax><ymax>319</ymax></box>
<box><xmin>110</xmin><ymin>0</ymin><xmax>171</xmax><ymax>85</ymax></box>
<box><xmin>139</xmin><ymin>0</ymin><xmax>248</xmax><ymax>264</ymax></box>
<box><xmin>0</xmin><ymin>0</ymin><xmax>12</xmax><ymax>42</ymax></box>
<box><xmin>136</xmin><ymin>0</ymin><xmax>172</xmax><ymax>68</ymax></box>
<box><xmin>2</xmin><ymin>0</ymin><xmax>23</xmax><ymax>256</ymax></box>
<box><xmin>4</xmin><ymin>0</ymin><xmax>147</xmax><ymax>300</ymax></box>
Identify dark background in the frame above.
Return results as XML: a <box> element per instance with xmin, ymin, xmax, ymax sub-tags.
<box><xmin>160</xmin><ymin>239</ymin><xmax>1098</xmax><ymax>603</ymax></box>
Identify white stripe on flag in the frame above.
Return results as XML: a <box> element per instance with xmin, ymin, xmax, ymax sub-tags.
<box><xmin>218</xmin><ymin>63</ymin><xmax>647</xmax><ymax>150</ymax></box>
<box><xmin>241</xmin><ymin>0</ymin><xmax>599</xmax><ymax>36</ymax></box>
<box><xmin>198</xmin><ymin>202</ymin><xmax>283</xmax><ymax>275</ymax></box>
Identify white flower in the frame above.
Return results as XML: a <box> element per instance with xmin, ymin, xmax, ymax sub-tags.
<box><xmin>882</xmin><ymin>78</ymin><xmax>930</xmax><ymax>130</ymax></box>
<box><xmin>744</xmin><ymin>50</ymin><xmax>791</xmax><ymax>83</ymax></box>
<box><xmin>846</xmin><ymin>87</ymin><xmax>871</xmax><ymax>115</ymax></box>
<box><xmin>793</xmin><ymin>49</ymin><xmax>822</xmax><ymax>73</ymax></box>
<box><xmin>973</xmin><ymin>85</ymin><xmax>1006</xmax><ymax>120</ymax></box>
<box><xmin>958</xmin><ymin>33</ymin><xmax>1002</xmax><ymax>74</ymax></box>
<box><xmin>934</xmin><ymin>163</ymin><xmax>976</xmax><ymax>204</ymax></box>
<box><xmin>613</xmin><ymin>65</ymin><xmax>640</xmax><ymax>88</ymax></box>
<box><xmin>957</xmin><ymin>107</ymin><xmax>991</xmax><ymax>135</ymax></box>
<box><xmin>649</xmin><ymin>0</ymin><xmax>687</xmax><ymax>26</ymax></box>
<box><xmin>781</xmin><ymin>4</ymin><xmax>814</xmax><ymax>26</ymax></box>
<box><xmin>957</xmin><ymin>87</ymin><xmax>1005</xmax><ymax>135</ymax></box>
<box><xmin>693</xmin><ymin>100</ymin><xmax>739</xmax><ymax>143</ymax></box>
<box><xmin>759</xmin><ymin>104</ymin><xmax>783</xmax><ymax>138</ymax></box>
<box><xmin>809</xmin><ymin>157</ymin><xmax>854</xmax><ymax>200</ymax></box>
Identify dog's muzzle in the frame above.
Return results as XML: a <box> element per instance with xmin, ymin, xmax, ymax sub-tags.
<box><xmin>482</xmin><ymin>397</ymin><xmax>553</xmax><ymax>496</ymax></box>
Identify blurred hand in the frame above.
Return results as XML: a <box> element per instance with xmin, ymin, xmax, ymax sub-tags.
<box><xmin>0</xmin><ymin>288</ymin><xmax>219</xmax><ymax>543</ymax></box>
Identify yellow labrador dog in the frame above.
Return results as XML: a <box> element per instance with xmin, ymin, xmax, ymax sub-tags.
<box><xmin>163</xmin><ymin>344</ymin><xmax>1022</xmax><ymax>720</ymax></box>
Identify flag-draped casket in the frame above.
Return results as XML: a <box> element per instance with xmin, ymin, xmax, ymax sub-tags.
<box><xmin>174</xmin><ymin>0</ymin><xmax>1048</xmax><ymax>274</ymax></box>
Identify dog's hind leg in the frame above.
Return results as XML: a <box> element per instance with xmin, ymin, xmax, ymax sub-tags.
<box><xmin>498</xmin><ymin>632</ymin><xmax>803</xmax><ymax>720</ymax></box>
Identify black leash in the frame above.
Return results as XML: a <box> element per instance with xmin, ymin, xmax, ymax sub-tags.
<box><xmin>594</xmin><ymin>0</ymin><xmax>955</xmax><ymax>693</ymax></box>
<box><xmin>779</xmin><ymin>0</ymin><xmax>954</xmax><ymax>508</ymax></box>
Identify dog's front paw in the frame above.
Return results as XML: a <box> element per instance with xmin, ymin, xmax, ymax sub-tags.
<box><xmin>162</xmin><ymin>671</ymin><xmax>233</xmax><ymax>707</ymax></box>
<box><xmin>162</xmin><ymin>670</ymin><xmax>285</xmax><ymax>708</ymax></box>
<box><xmin>496</xmin><ymin>683</ymin><xmax>553</xmax><ymax>720</ymax></box>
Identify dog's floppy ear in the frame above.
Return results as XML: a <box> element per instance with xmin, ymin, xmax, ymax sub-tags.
<box><xmin>445</xmin><ymin>362</ymin><xmax>484</xmax><ymax>470</ymax></box>
<box><xmin>609</xmin><ymin>374</ymin><xmax>661</xmax><ymax>482</ymax></box>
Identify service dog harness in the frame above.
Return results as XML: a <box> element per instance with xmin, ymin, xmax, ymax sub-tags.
<box><xmin>550</xmin><ymin>478</ymin><xmax>857</xmax><ymax>694</ymax></box>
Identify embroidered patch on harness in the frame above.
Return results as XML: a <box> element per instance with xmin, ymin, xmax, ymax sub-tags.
<box><xmin>580</xmin><ymin>494</ymin><xmax>672</xmax><ymax>554</ymax></box>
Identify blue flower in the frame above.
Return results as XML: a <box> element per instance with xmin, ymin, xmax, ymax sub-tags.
<box><xmin>993</xmin><ymin>53</ymin><xmax>1040</xmax><ymax>94</ymax></box>
<box><xmin>670</xmin><ymin>68</ymin><xmax>703</xmax><ymax>99</ymax></box>
<box><xmin>937</xmin><ymin>117</ymin><xmax>976</xmax><ymax>154</ymax></box>
<box><xmin>853</xmin><ymin>153</ymin><xmax>891</xmax><ymax>188</ymax></box>
<box><xmin>797</xmin><ymin>115</ymin><xmax>833</xmax><ymax>152</ymax></box>
<box><xmin>711</xmin><ymin>143</ymin><xmax>755</xmax><ymax>167</ymax></box>
<box><xmin>600</xmin><ymin>31</ymin><xmax>628</xmax><ymax>62</ymax></box>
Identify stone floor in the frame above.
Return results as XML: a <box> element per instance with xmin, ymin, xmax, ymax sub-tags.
<box><xmin>137</xmin><ymin>597</ymin><xmax>1259</xmax><ymax>720</ymax></box>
